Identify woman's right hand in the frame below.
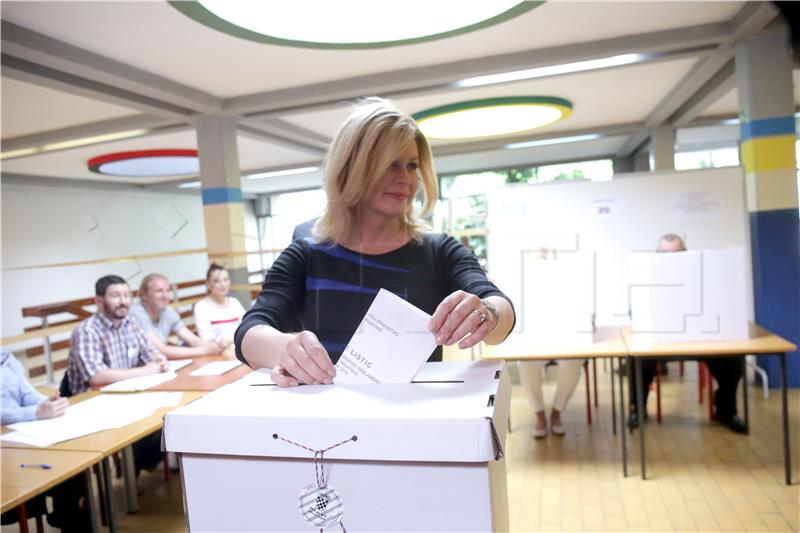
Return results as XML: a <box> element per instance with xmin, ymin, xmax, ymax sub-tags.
<box><xmin>270</xmin><ymin>331</ymin><xmax>336</xmax><ymax>387</ymax></box>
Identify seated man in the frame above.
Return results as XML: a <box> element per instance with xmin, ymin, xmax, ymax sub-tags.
<box><xmin>1</xmin><ymin>351</ymin><xmax>90</xmax><ymax>532</ymax></box>
<box><xmin>628</xmin><ymin>234</ymin><xmax>746</xmax><ymax>434</ymax></box>
<box><xmin>130</xmin><ymin>273</ymin><xmax>226</xmax><ymax>358</ymax></box>
<box><xmin>65</xmin><ymin>275</ymin><xmax>169</xmax><ymax>472</ymax></box>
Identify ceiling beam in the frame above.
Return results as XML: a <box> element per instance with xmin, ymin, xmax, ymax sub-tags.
<box><xmin>430</xmin><ymin>123</ymin><xmax>645</xmax><ymax>158</ymax></box>
<box><xmin>1</xmin><ymin>54</ymin><xmax>196</xmax><ymax>119</ymax></box>
<box><xmin>228</xmin><ymin>23</ymin><xmax>730</xmax><ymax>117</ymax></box>
<box><xmin>616</xmin><ymin>2</ymin><xmax>779</xmax><ymax>157</ymax></box>
<box><xmin>1</xmin><ymin>114</ymin><xmax>184</xmax><ymax>152</ymax></box>
<box><xmin>1</xmin><ymin>21</ymin><xmax>224</xmax><ymax>115</ymax></box>
<box><xmin>237</xmin><ymin>124</ymin><xmax>327</xmax><ymax>157</ymax></box>
<box><xmin>671</xmin><ymin>60</ymin><xmax>737</xmax><ymax>127</ymax></box>
<box><xmin>239</xmin><ymin>117</ymin><xmax>330</xmax><ymax>149</ymax></box>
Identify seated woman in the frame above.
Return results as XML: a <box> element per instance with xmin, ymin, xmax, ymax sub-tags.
<box><xmin>193</xmin><ymin>263</ymin><xmax>246</xmax><ymax>346</ymax></box>
<box><xmin>518</xmin><ymin>360</ymin><xmax>583</xmax><ymax>437</ymax></box>
<box><xmin>235</xmin><ymin>97</ymin><xmax>515</xmax><ymax>385</ymax></box>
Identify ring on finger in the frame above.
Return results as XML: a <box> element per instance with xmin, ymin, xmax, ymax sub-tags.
<box><xmin>471</xmin><ymin>309</ymin><xmax>487</xmax><ymax>324</ymax></box>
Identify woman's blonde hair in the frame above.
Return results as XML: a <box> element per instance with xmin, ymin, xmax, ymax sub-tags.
<box><xmin>314</xmin><ymin>97</ymin><xmax>438</xmax><ymax>244</ymax></box>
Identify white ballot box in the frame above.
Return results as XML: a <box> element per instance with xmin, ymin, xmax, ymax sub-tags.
<box><xmin>628</xmin><ymin>247</ymin><xmax>749</xmax><ymax>342</ymax></box>
<box><xmin>164</xmin><ymin>360</ymin><xmax>511</xmax><ymax>532</ymax></box>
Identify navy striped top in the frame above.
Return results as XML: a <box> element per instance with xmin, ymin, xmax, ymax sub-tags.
<box><xmin>235</xmin><ymin>233</ymin><xmax>512</xmax><ymax>364</ymax></box>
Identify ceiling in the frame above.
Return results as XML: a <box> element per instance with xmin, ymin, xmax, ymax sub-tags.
<box><xmin>1</xmin><ymin>1</ymin><xmax>796</xmax><ymax>197</ymax></box>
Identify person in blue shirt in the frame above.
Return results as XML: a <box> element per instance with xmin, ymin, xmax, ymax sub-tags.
<box><xmin>1</xmin><ymin>351</ymin><xmax>91</xmax><ymax>532</ymax></box>
<box><xmin>1</xmin><ymin>350</ymin><xmax>68</xmax><ymax>424</ymax></box>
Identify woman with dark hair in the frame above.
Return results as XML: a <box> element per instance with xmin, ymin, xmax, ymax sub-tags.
<box><xmin>193</xmin><ymin>263</ymin><xmax>245</xmax><ymax>346</ymax></box>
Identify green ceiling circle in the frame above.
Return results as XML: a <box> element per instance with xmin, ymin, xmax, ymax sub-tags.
<box><xmin>412</xmin><ymin>97</ymin><xmax>573</xmax><ymax>122</ymax></box>
<box><xmin>169</xmin><ymin>1</ymin><xmax>542</xmax><ymax>49</ymax></box>
<box><xmin>412</xmin><ymin>97</ymin><xmax>574</xmax><ymax>140</ymax></box>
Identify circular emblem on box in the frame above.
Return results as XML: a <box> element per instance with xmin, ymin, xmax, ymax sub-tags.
<box><xmin>298</xmin><ymin>483</ymin><xmax>343</xmax><ymax>528</ymax></box>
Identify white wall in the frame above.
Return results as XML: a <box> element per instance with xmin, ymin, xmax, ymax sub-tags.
<box><xmin>1</xmin><ymin>179</ymin><xmax>209</xmax><ymax>339</ymax></box>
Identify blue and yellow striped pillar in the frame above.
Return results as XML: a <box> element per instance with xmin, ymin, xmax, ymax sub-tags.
<box><xmin>735</xmin><ymin>27</ymin><xmax>799</xmax><ymax>387</ymax></box>
<box><xmin>196</xmin><ymin>116</ymin><xmax>250</xmax><ymax>303</ymax></box>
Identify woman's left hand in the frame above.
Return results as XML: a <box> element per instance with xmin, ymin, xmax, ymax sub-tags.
<box><xmin>428</xmin><ymin>290</ymin><xmax>493</xmax><ymax>349</ymax></box>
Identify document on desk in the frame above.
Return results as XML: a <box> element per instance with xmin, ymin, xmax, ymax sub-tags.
<box><xmin>335</xmin><ymin>288</ymin><xmax>436</xmax><ymax>384</ymax></box>
<box><xmin>189</xmin><ymin>360</ymin><xmax>242</xmax><ymax>376</ymax></box>
<box><xmin>99</xmin><ymin>371</ymin><xmax>177</xmax><ymax>392</ymax></box>
<box><xmin>168</xmin><ymin>360</ymin><xmax>193</xmax><ymax>372</ymax></box>
<box><xmin>0</xmin><ymin>392</ymin><xmax>182</xmax><ymax>447</ymax></box>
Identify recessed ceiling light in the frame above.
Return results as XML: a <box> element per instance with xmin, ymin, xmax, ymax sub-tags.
<box><xmin>414</xmin><ymin>97</ymin><xmax>572</xmax><ymax>140</ymax></box>
<box><xmin>505</xmin><ymin>134</ymin><xmax>601</xmax><ymax>150</ymax></box>
<box><xmin>88</xmin><ymin>149</ymin><xmax>199</xmax><ymax>177</ymax></box>
<box><xmin>456</xmin><ymin>54</ymin><xmax>646</xmax><ymax>88</ymax></box>
<box><xmin>171</xmin><ymin>1</ymin><xmax>539</xmax><ymax>48</ymax></box>
<box><xmin>243</xmin><ymin>166</ymin><xmax>321</xmax><ymax>180</ymax></box>
<box><xmin>1</xmin><ymin>129</ymin><xmax>150</xmax><ymax>160</ymax></box>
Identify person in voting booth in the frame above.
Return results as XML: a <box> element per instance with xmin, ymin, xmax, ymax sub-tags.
<box><xmin>235</xmin><ymin>97</ymin><xmax>515</xmax><ymax>386</ymax></box>
<box><xmin>130</xmin><ymin>273</ymin><xmax>227</xmax><ymax>358</ymax></box>
<box><xmin>518</xmin><ymin>359</ymin><xmax>583</xmax><ymax>437</ymax></box>
<box><xmin>64</xmin><ymin>275</ymin><xmax>168</xmax><ymax>473</ymax></box>
<box><xmin>1</xmin><ymin>351</ymin><xmax>91</xmax><ymax>532</ymax></box>
<box><xmin>193</xmin><ymin>263</ymin><xmax>246</xmax><ymax>346</ymax></box>
<box><xmin>627</xmin><ymin>234</ymin><xmax>747</xmax><ymax>434</ymax></box>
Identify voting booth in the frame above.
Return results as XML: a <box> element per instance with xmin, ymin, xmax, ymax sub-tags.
<box><xmin>164</xmin><ymin>360</ymin><xmax>511</xmax><ymax>532</ymax></box>
<box><xmin>628</xmin><ymin>247</ymin><xmax>749</xmax><ymax>342</ymax></box>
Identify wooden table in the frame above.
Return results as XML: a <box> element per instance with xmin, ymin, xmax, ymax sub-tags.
<box><xmin>481</xmin><ymin>326</ymin><xmax>631</xmax><ymax>468</ymax></box>
<box><xmin>1</xmin><ymin>448</ymin><xmax>102</xmax><ymax>533</ymax></box>
<box><xmin>150</xmin><ymin>355</ymin><xmax>252</xmax><ymax>391</ymax></box>
<box><xmin>622</xmin><ymin>323</ymin><xmax>797</xmax><ymax>484</ymax></box>
<box><xmin>3</xmin><ymin>390</ymin><xmax>205</xmax><ymax>532</ymax></box>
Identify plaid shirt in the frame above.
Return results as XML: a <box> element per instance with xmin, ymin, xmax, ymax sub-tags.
<box><xmin>67</xmin><ymin>313</ymin><xmax>157</xmax><ymax>395</ymax></box>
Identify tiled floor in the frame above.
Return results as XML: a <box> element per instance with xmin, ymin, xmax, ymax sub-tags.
<box><xmin>8</xmin><ymin>359</ymin><xmax>799</xmax><ymax>532</ymax></box>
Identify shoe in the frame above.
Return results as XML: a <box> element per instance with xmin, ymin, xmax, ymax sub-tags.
<box><xmin>532</xmin><ymin>422</ymin><xmax>548</xmax><ymax>439</ymax></box>
<box><xmin>718</xmin><ymin>414</ymin><xmax>748</xmax><ymax>434</ymax></box>
<box><xmin>627</xmin><ymin>411</ymin><xmax>639</xmax><ymax>429</ymax></box>
<box><xmin>551</xmin><ymin>420</ymin><xmax>566</xmax><ymax>436</ymax></box>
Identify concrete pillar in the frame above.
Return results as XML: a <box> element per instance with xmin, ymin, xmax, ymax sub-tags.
<box><xmin>735</xmin><ymin>26</ymin><xmax>799</xmax><ymax>387</ymax></box>
<box><xmin>633</xmin><ymin>150</ymin><xmax>651</xmax><ymax>173</ymax></box>
<box><xmin>196</xmin><ymin>116</ymin><xmax>251</xmax><ymax>305</ymax></box>
<box><xmin>649</xmin><ymin>126</ymin><xmax>676</xmax><ymax>171</ymax></box>
<box><xmin>613</xmin><ymin>155</ymin><xmax>634</xmax><ymax>175</ymax></box>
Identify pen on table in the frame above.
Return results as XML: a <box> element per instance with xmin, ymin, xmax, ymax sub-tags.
<box><xmin>20</xmin><ymin>463</ymin><xmax>52</xmax><ymax>470</ymax></box>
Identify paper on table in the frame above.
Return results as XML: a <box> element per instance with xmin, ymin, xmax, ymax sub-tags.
<box><xmin>189</xmin><ymin>360</ymin><xmax>242</xmax><ymax>376</ymax></box>
<box><xmin>0</xmin><ymin>392</ymin><xmax>182</xmax><ymax>447</ymax></box>
<box><xmin>100</xmin><ymin>371</ymin><xmax>177</xmax><ymax>392</ymax></box>
<box><xmin>335</xmin><ymin>288</ymin><xmax>436</xmax><ymax>384</ymax></box>
<box><xmin>168</xmin><ymin>360</ymin><xmax>193</xmax><ymax>372</ymax></box>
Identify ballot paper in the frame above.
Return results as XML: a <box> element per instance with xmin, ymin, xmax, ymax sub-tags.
<box><xmin>1</xmin><ymin>392</ymin><xmax>183</xmax><ymax>447</ymax></box>
<box><xmin>335</xmin><ymin>288</ymin><xmax>436</xmax><ymax>384</ymax></box>
<box><xmin>168</xmin><ymin>360</ymin><xmax>193</xmax><ymax>372</ymax></box>
<box><xmin>189</xmin><ymin>360</ymin><xmax>242</xmax><ymax>376</ymax></box>
<box><xmin>99</xmin><ymin>371</ymin><xmax>177</xmax><ymax>392</ymax></box>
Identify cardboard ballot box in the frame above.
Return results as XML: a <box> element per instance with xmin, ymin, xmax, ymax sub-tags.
<box><xmin>628</xmin><ymin>247</ymin><xmax>749</xmax><ymax>343</ymax></box>
<box><xmin>164</xmin><ymin>360</ymin><xmax>511</xmax><ymax>532</ymax></box>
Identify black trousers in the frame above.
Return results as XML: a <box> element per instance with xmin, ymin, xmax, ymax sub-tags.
<box><xmin>628</xmin><ymin>356</ymin><xmax>743</xmax><ymax>419</ymax></box>
<box><xmin>133</xmin><ymin>430</ymin><xmax>163</xmax><ymax>473</ymax></box>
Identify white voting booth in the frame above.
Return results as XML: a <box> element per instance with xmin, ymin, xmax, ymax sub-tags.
<box><xmin>628</xmin><ymin>247</ymin><xmax>749</xmax><ymax>342</ymax></box>
<box><xmin>164</xmin><ymin>360</ymin><xmax>511</xmax><ymax>532</ymax></box>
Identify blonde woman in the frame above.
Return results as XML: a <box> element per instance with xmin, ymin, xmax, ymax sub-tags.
<box><xmin>236</xmin><ymin>98</ymin><xmax>515</xmax><ymax>386</ymax></box>
<box><xmin>193</xmin><ymin>263</ymin><xmax>246</xmax><ymax>346</ymax></box>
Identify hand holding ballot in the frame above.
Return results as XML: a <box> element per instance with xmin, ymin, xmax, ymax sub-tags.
<box><xmin>270</xmin><ymin>331</ymin><xmax>336</xmax><ymax>387</ymax></box>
